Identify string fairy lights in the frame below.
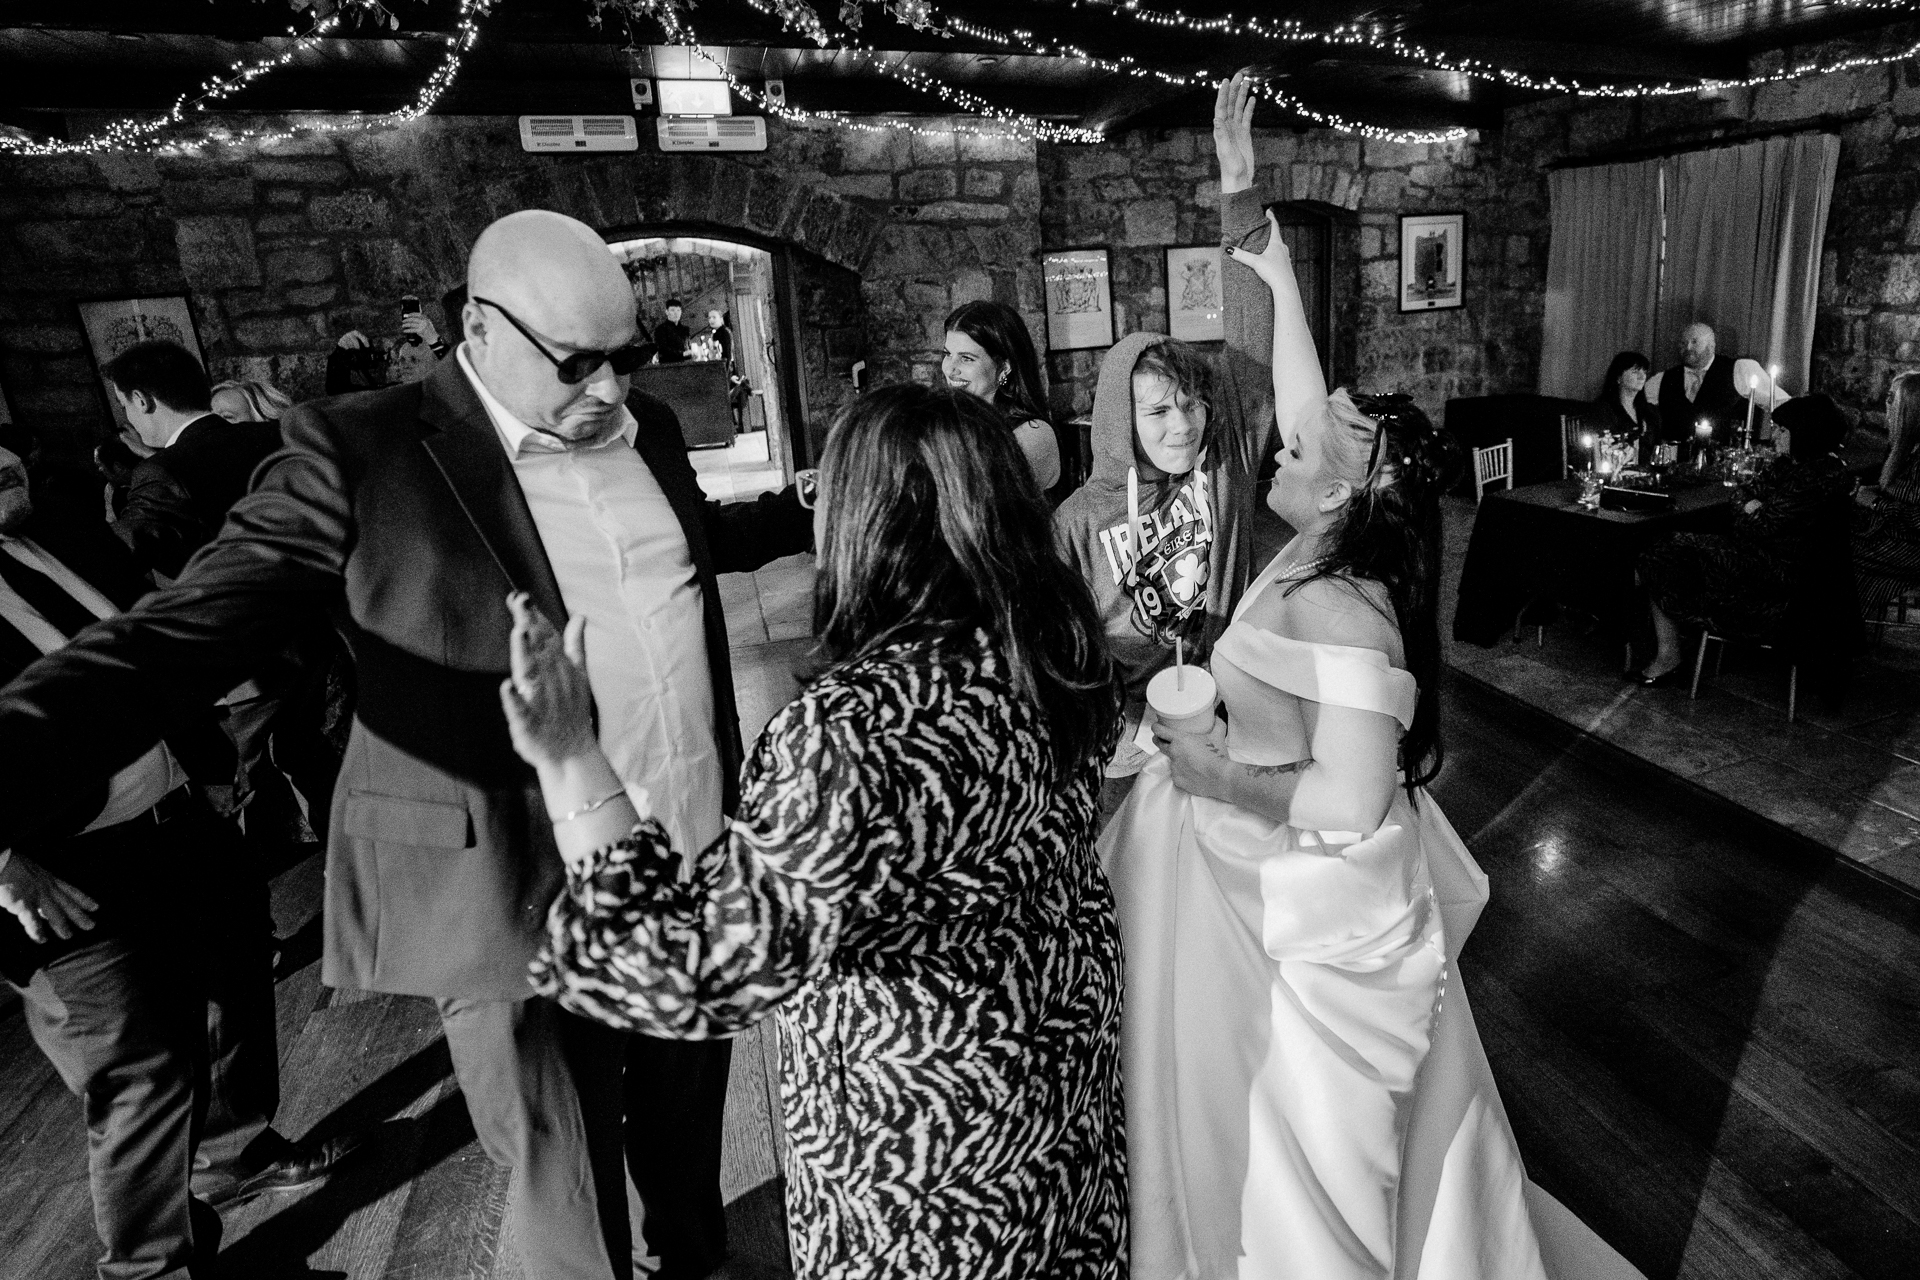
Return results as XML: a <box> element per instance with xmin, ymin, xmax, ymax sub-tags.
<box><xmin>929</xmin><ymin>7</ymin><xmax>1469</xmax><ymax>143</ymax></box>
<box><xmin>1048</xmin><ymin>0</ymin><xmax>1920</xmax><ymax>102</ymax></box>
<box><xmin>3</xmin><ymin>0</ymin><xmax>1918</xmax><ymax>155</ymax></box>
<box><xmin>614</xmin><ymin>0</ymin><xmax>1103</xmax><ymax>141</ymax></box>
<box><xmin>0</xmin><ymin>0</ymin><xmax>492</xmax><ymax>156</ymax></box>
<box><xmin>618</xmin><ymin>0</ymin><xmax>1103</xmax><ymax>142</ymax></box>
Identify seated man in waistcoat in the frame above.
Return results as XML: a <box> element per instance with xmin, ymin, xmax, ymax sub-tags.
<box><xmin>1648</xmin><ymin>321</ymin><xmax>1745</xmax><ymax>445</ymax></box>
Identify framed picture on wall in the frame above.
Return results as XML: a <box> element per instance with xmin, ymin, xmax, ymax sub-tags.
<box><xmin>1165</xmin><ymin>245</ymin><xmax>1225</xmax><ymax>342</ymax></box>
<box><xmin>76</xmin><ymin>295</ymin><xmax>206</xmax><ymax>430</ymax></box>
<box><xmin>1398</xmin><ymin>213</ymin><xmax>1464</xmax><ymax>312</ymax></box>
<box><xmin>1042</xmin><ymin>248</ymin><xmax>1115</xmax><ymax>351</ymax></box>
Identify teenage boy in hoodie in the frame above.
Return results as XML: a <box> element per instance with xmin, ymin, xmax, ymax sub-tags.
<box><xmin>1056</xmin><ymin>72</ymin><xmax>1312</xmax><ymax>788</ymax></box>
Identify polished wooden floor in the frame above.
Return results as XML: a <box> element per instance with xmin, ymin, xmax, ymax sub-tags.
<box><xmin>2</xmin><ymin>670</ymin><xmax>1916</xmax><ymax>1278</ymax></box>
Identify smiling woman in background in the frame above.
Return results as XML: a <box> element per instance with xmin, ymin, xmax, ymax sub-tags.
<box><xmin>942</xmin><ymin>299</ymin><xmax>1062</xmax><ymax>492</ymax></box>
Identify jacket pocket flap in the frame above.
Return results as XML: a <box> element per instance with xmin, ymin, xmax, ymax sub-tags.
<box><xmin>344</xmin><ymin>791</ymin><xmax>473</xmax><ymax>849</ymax></box>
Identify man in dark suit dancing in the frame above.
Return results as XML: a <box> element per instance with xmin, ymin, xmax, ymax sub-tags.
<box><xmin>0</xmin><ymin>210</ymin><xmax>812</xmax><ymax>1279</ymax></box>
<box><xmin>0</xmin><ymin>427</ymin><xmax>305</xmax><ymax>1277</ymax></box>
<box><xmin>104</xmin><ymin>341</ymin><xmax>282</xmax><ymax>582</ymax></box>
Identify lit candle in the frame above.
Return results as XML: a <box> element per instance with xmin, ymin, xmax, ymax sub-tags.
<box><xmin>1695</xmin><ymin>418</ymin><xmax>1712</xmax><ymax>439</ymax></box>
<box><xmin>1598</xmin><ymin>457</ymin><xmax>1614</xmax><ymax>478</ymax></box>
<box><xmin>1768</xmin><ymin>363</ymin><xmax>1781</xmax><ymax>416</ymax></box>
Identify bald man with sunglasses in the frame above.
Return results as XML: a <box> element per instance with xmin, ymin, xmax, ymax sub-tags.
<box><xmin>0</xmin><ymin>210</ymin><xmax>813</xmax><ymax>1280</ymax></box>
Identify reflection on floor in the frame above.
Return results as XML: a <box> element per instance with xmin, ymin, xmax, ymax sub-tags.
<box><xmin>690</xmin><ymin>431</ymin><xmax>786</xmax><ymax>504</ymax></box>
<box><xmin>1442</xmin><ymin>494</ymin><xmax>1920</xmax><ymax>894</ymax></box>
<box><xmin>8</xmin><ymin>551</ymin><xmax>1918</xmax><ymax>1278</ymax></box>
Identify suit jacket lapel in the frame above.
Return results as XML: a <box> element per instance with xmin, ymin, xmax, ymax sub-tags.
<box><xmin>627</xmin><ymin>397</ymin><xmax>715</xmax><ymax>572</ymax></box>
<box><xmin>417</xmin><ymin>357</ymin><xmax>569</xmax><ymax>627</ymax></box>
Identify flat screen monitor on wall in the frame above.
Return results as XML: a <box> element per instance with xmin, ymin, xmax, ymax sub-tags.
<box><xmin>656</xmin><ymin>80</ymin><xmax>732</xmax><ymax>117</ymax></box>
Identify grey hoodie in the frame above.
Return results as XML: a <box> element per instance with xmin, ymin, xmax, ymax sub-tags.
<box><xmin>1053</xmin><ymin>188</ymin><xmax>1278</xmax><ymax>701</ymax></box>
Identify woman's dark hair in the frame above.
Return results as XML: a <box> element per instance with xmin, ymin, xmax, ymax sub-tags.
<box><xmin>102</xmin><ymin>340</ymin><xmax>212</xmax><ymax>414</ymax></box>
<box><xmin>1596</xmin><ymin>350</ymin><xmax>1651</xmax><ymax>402</ymax></box>
<box><xmin>1286</xmin><ymin>390</ymin><xmax>1463</xmax><ymax>793</ymax></box>
<box><xmin>1773</xmin><ymin>393</ymin><xmax>1849</xmax><ymax>462</ymax></box>
<box><xmin>814</xmin><ymin>382</ymin><xmax>1119</xmax><ymax>784</ymax></box>
<box><xmin>944</xmin><ymin>300</ymin><xmax>1051</xmax><ymax>426</ymax></box>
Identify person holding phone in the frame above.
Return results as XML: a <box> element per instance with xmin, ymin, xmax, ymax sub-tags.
<box><xmin>326</xmin><ymin>295</ymin><xmax>449</xmax><ymax>394</ymax></box>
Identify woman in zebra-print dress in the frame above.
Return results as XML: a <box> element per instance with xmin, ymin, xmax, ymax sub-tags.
<box><xmin>505</xmin><ymin>383</ymin><xmax>1126</xmax><ymax>1279</ymax></box>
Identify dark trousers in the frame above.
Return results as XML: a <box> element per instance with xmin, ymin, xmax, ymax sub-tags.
<box><xmin>13</xmin><ymin>935</ymin><xmax>222</xmax><ymax>1280</ymax></box>
<box><xmin>626</xmin><ymin>1036</ymin><xmax>732</xmax><ymax>1280</ymax></box>
<box><xmin>438</xmin><ymin>995</ymin><xmax>633</xmax><ymax>1280</ymax></box>
<box><xmin>188</xmin><ymin>808</ymin><xmax>286</xmax><ymax>1194</ymax></box>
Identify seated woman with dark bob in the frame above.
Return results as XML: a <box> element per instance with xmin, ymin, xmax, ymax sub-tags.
<box><xmin>1631</xmin><ymin>394</ymin><xmax>1855</xmax><ymax>685</ymax></box>
<box><xmin>499</xmin><ymin>383</ymin><xmax>1127</xmax><ymax>1278</ymax></box>
<box><xmin>1596</xmin><ymin>350</ymin><xmax>1661</xmax><ymax>456</ymax></box>
<box><xmin>1852</xmin><ymin>370</ymin><xmax>1920</xmax><ymax>615</ymax></box>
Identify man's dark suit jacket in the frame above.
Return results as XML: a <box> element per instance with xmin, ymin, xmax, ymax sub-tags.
<box><xmin>118</xmin><ymin>413</ymin><xmax>283</xmax><ymax>578</ymax></box>
<box><xmin>1657</xmin><ymin>354</ymin><xmax>1742</xmax><ymax>444</ymax></box>
<box><xmin>0</xmin><ymin>513</ymin><xmax>184</xmax><ymax>981</ymax></box>
<box><xmin>0</xmin><ymin>356</ymin><xmax>812</xmax><ymax>1000</ymax></box>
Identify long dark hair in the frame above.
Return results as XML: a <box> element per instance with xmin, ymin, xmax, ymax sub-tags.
<box><xmin>1286</xmin><ymin>391</ymin><xmax>1462</xmax><ymax>792</ymax></box>
<box><xmin>1596</xmin><ymin>350</ymin><xmax>1650</xmax><ymax>402</ymax></box>
<box><xmin>944</xmin><ymin>300</ymin><xmax>1051</xmax><ymax>426</ymax></box>
<box><xmin>813</xmin><ymin>383</ymin><xmax>1119</xmax><ymax>784</ymax></box>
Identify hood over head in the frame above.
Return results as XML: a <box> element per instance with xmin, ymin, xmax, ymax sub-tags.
<box><xmin>1090</xmin><ymin>331</ymin><xmax>1191</xmax><ymax>488</ymax></box>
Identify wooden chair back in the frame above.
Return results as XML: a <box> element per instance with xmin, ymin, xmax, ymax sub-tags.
<box><xmin>1473</xmin><ymin>437</ymin><xmax>1514</xmax><ymax>501</ymax></box>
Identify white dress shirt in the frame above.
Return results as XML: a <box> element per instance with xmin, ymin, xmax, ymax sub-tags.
<box><xmin>0</xmin><ymin>536</ymin><xmax>185</xmax><ymax>832</ymax></box>
<box><xmin>457</xmin><ymin>346</ymin><xmax>724</xmax><ymax>853</ymax></box>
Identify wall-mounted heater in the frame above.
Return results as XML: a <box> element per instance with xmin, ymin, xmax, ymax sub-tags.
<box><xmin>517</xmin><ymin>115</ymin><xmax>639</xmax><ymax>153</ymax></box>
<box><xmin>656</xmin><ymin>116</ymin><xmax>768</xmax><ymax>152</ymax></box>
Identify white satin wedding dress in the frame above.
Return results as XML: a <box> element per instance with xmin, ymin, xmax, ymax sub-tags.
<box><xmin>1100</xmin><ymin>555</ymin><xmax>1645</xmax><ymax>1280</ymax></box>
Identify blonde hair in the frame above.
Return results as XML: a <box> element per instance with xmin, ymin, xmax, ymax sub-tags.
<box><xmin>1886</xmin><ymin>371</ymin><xmax>1920</xmax><ymax>489</ymax></box>
<box><xmin>210</xmin><ymin>378</ymin><xmax>294</xmax><ymax>422</ymax></box>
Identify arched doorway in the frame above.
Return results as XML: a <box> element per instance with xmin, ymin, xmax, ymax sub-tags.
<box><xmin>603</xmin><ymin>220</ymin><xmax>868</xmax><ymax>502</ymax></box>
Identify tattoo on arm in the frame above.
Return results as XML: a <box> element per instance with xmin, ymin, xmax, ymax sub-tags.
<box><xmin>1243</xmin><ymin>759</ymin><xmax>1310</xmax><ymax>779</ymax></box>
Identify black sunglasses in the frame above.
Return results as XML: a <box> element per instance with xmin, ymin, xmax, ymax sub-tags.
<box><xmin>473</xmin><ymin>296</ymin><xmax>649</xmax><ymax>385</ymax></box>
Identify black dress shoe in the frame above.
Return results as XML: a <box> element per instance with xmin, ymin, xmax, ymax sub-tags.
<box><xmin>1632</xmin><ymin>666</ymin><xmax>1689</xmax><ymax>688</ymax></box>
<box><xmin>229</xmin><ymin>1133</ymin><xmax>364</xmax><ymax>1203</ymax></box>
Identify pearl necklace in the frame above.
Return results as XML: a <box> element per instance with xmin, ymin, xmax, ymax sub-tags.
<box><xmin>1273</xmin><ymin>556</ymin><xmax>1329</xmax><ymax>582</ymax></box>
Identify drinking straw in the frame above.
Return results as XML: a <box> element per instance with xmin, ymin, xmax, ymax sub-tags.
<box><xmin>1175</xmin><ymin>635</ymin><xmax>1185</xmax><ymax>691</ymax></box>
<box><xmin>1127</xmin><ymin>465</ymin><xmax>1143</xmax><ymax>573</ymax></box>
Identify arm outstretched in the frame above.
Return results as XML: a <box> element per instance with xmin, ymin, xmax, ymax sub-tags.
<box><xmin>1215</xmin><ymin>70</ymin><xmax>1327</xmax><ymax>447</ymax></box>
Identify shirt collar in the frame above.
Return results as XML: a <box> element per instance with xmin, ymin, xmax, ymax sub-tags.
<box><xmin>163</xmin><ymin>414</ymin><xmax>215</xmax><ymax>449</ymax></box>
<box><xmin>455</xmin><ymin>343</ymin><xmax>637</xmax><ymax>458</ymax></box>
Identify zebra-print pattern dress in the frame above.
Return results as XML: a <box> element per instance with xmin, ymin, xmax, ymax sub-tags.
<box><xmin>531</xmin><ymin>634</ymin><xmax>1127</xmax><ymax>1279</ymax></box>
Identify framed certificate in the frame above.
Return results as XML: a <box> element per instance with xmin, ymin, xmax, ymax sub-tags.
<box><xmin>1399</xmin><ymin>213</ymin><xmax>1464</xmax><ymax>312</ymax></box>
<box><xmin>1043</xmin><ymin>248</ymin><xmax>1115</xmax><ymax>352</ymax></box>
<box><xmin>76</xmin><ymin>295</ymin><xmax>207</xmax><ymax>430</ymax></box>
<box><xmin>1165</xmin><ymin>245</ymin><xmax>1225</xmax><ymax>342</ymax></box>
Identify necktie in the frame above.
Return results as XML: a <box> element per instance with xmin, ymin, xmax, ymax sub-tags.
<box><xmin>0</xmin><ymin>548</ymin><xmax>99</xmax><ymax>639</ymax></box>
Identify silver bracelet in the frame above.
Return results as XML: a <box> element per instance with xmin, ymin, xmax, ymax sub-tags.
<box><xmin>552</xmin><ymin>788</ymin><xmax>625</xmax><ymax>826</ymax></box>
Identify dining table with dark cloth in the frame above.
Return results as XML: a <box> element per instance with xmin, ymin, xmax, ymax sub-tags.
<box><xmin>1453</xmin><ymin>479</ymin><xmax>1737</xmax><ymax>660</ymax></box>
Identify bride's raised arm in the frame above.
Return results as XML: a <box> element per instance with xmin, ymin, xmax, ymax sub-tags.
<box><xmin>1217</xmin><ymin>70</ymin><xmax>1327</xmax><ymax>447</ymax></box>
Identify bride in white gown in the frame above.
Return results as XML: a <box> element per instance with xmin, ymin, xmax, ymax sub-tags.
<box><xmin>1101</xmin><ymin>72</ymin><xmax>1646</xmax><ymax>1280</ymax></box>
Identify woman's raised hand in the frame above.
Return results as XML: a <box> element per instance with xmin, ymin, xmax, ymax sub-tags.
<box><xmin>1213</xmin><ymin>70</ymin><xmax>1257</xmax><ymax>194</ymax></box>
<box><xmin>499</xmin><ymin>592</ymin><xmax>599</xmax><ymax>774</ymax></box>
<box><xmin>1226</xmin><ymin>208</ymin><xmax>1294</xmax><ymax>290</ymax></box>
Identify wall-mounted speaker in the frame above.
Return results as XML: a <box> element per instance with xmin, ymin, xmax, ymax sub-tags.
<box><xmin>764</xmin><ymin>78</ymin><xmax>787</xmax><ymax>108</ymax></box>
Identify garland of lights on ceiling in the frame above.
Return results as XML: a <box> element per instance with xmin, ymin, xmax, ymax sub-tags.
<box><xmin>3</xmin><ymin>0</ymin><xmax>1919</xmax><ymax>155</ymax></box>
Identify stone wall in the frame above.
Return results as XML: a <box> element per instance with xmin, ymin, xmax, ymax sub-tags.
<box><xmin>1035</xmin><ymin>126</ymin><xmax>1549</xmax><ymax>423</ymax></box>
<box><xmin>0</xmin><ymin>112</ymin><xmax>1044</xmax><ymax>460</ymax></box>
<box><xmin>1494</xmin><ymin>49</ymin><xmax>1920</xmax><ymax>429</ymax></box>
